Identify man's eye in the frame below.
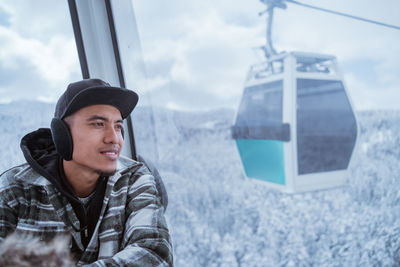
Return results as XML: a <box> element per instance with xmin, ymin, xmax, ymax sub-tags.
<box><xmin>116</xmin><ymin>124</ymin><xmax>123</xmax><ymax>130</ymax></box>
<box><xmin>92</xmin><ymin>122</ymin><xmax>104</xmax><ymax>127</ymax></box>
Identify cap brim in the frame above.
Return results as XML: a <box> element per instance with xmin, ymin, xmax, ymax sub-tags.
<box><xmin>62</xmin><ymin>86</ymin><xmax>138</xmax><ymax>119</ymax></box>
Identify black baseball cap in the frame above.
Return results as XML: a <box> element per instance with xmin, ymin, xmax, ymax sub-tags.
<box><xmin>54</xmin><ymin>78</ymin><xmax>138</xmax><ymax>119</ymax></box>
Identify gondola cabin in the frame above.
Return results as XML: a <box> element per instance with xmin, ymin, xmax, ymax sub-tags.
<box><xmin>232</xmin><ymin>51</ymin><xmax>358</xmax><ymax>193</ymax></box>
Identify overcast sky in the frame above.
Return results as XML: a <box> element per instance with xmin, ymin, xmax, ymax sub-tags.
<box><xmin>0</xmin><ymin>0</ymin><xmax>399</xmax><ymax>110</ymax></box>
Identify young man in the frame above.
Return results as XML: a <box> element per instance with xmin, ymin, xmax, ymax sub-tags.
<box><xmin>0</xmin><ymin>79</ymin><xmax>173</xmax><ymax>266</ymax></box>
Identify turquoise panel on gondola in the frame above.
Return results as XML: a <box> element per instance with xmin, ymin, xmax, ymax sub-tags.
<box><xmin>236</xmin><ymin>139</ymin><xmax>285</xmax><ymax>185</ymax></box>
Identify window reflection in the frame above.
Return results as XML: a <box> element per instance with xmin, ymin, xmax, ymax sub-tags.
<box><xmin>296</xmin><ymin>78</ymin><xmax>357</xmax><ymax>174</ymax></box>
<box><xmin>232</xmin><ymin>80</ymin><xmax>289</xmax><ymax>141</ymax></box>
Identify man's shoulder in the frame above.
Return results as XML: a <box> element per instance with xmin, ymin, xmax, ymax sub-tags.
<box><xmin>117</xmin><ymin>156</ymin><xmax>150</xmax><ymax>175</ymax></box>
<box><xmin>114</xmin><ymin>156</ymin><xmax>155</xmax><ymax>188</ymax></box>
<box><xmin>0</xmin><ymin>163</ymin><xmax>48</xmax><ymax>190</ymax></box>
<box><xmin>117</xmin><ymin>155</ymin><xmax>137</xmax><ymax>170</ymax></box>
<box><xmin>0</xmin><ymin>164</ymin><xmax>28</xmax><ymax>188</ymax></box>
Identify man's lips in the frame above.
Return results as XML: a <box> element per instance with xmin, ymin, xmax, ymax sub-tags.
<box><xmin>100</xmin><ymin>147</ymin><xmax>120</xmax><ymax>158</ymax></box>
<box><xmin>101</xmin><ymin>151</ymin><xmax>118</xmax><ymax>154</ymax></box>
<box><xmin>100</xmin><ymin>146</ymin><xmax>119</xmax><ymax>153</ymax></box>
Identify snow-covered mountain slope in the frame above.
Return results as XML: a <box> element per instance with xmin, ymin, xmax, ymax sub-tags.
<box><xmin>1</xmin><ymin>102</ymin><xmax>399</xmax><ymax>266</ymax></box>
<box><xmin>161</xmin><ymin>110</ymin><xmax>400</xmax><ymax>266</ymax></box>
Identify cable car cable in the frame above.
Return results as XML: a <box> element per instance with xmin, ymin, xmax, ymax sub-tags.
<box><xmin>286</xmin><ymin>0</ymin><xmax>400</xmax><ymax>31</ymax></box>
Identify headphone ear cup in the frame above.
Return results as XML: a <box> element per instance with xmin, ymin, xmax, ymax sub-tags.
<box><xmin>51</xmin><ymin>118</ymin><xmax>73</xmax><ymax>161</ymax></box>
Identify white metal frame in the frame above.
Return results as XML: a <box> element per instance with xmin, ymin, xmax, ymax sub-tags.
<box><xmin>69</xmin><ymin>0</ymin><xmax>147</xmax><ymax>159</ymax></box>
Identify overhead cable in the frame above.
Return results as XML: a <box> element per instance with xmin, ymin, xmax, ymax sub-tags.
<box><xmin>286</xmin><ymin>0</ymin><xmax>400</xmax><ymax>31</ymax></box>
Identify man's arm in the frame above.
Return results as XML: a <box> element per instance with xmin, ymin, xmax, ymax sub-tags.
<box><xmin>83</xmin><ymin>167</ymin><xmax>173</xmax><ymax>267</ymax></box>
<box><xmin>0</xmin><ymin>170</ymin><xmax>19</xmax><ymax>242</ymax></box>
<box><xmin>0</xmin><ymin>200</ymin><xmax>17</xmax><ymax>243</ymax></box>
<box><xmin>136</xmin><ymin>155</ymin><xmax>168</xmax><ymax>211</ymax></box>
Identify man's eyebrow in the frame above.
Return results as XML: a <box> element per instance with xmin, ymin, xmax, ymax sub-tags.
<box><xmin>87</xmin><ymin>115</ymin><xmax>123</xmax><ymax>124</ymax></box>
<box><xmin>87</xmin><ymin>115</ymin><xmax>108</xmax><ymax>122</ymax></box>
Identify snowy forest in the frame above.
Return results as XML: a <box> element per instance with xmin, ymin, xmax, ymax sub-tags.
<box><xmin>1</xmin><ymin>101</ymin><xmax>399</xmax><ymax>266</ymax></box>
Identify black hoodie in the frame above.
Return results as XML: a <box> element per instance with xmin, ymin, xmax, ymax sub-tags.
<box><xmin>20</xmin><ymin>128</ymin><xmax>107</xmax><ymax>248</ymax></box>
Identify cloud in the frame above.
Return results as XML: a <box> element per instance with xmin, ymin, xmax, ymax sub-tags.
<box><xmin>0</xmin><ymin>4</ymin><xmax>11</xmax><ymax>27</ymax></box>
<box><xmin>0</xmin><ymin>25</ymin><xmax>80</xmax><ymax>101</ymax></box>
<box><xmin>0</xmin><ymin>0</ymin><xmax>73</xmax><ymax>41</ymax></box>
<box><xmin>134</xmin><ymin>0</ymin><xmax>400</xmax><ymax>110</ymax></box>
<box><xmin>0</xmin><ymin>1</ymin><xmax>81</xmax><ymax>102</ymax></box>
<box><xmin>0</xmin><ymin>0</ymin><xmax>399</xmax><ymax>110</ymax></box>
<box><xmin>134</xmin><ymin>0</ymin><xmax>266</xmax><ymax>109</ymax></box>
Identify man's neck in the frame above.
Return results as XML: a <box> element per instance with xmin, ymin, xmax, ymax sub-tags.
<box><xmin>62</xmin><ymin>160</ymin><xmax>100</xmax><ymax>197</ymax></box>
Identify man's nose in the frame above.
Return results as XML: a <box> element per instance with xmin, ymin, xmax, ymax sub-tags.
<box><xmin>104</xmin><ymin>126</ymin><xmax>119</xmax><ymax>144</ymax></box>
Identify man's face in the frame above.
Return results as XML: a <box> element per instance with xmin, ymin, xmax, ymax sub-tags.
<box><xmin>65</xmin><ymin>104</ymin><xmax>124</xmax><ymax>176</ymax></box>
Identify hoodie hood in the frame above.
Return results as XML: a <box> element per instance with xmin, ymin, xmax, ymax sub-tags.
<box><xmin>20</xmin><ymin>128</ymin><xmax>79</xmax><ymax>203</ymax></box>
<box><xmin>21</xmin><ymin>128</ymin><xmax>59</xmax><ymax>182</ymax></box>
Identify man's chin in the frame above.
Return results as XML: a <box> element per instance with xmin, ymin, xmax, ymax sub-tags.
<box><xmin>95</xmin><ymin>169</ymin><xmax>117</xmax><ymax>177</ymax></box>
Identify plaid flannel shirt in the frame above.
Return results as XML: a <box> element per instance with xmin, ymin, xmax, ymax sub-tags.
<box><xmin>0</xmin><ymin>156</ymin><xmax>173</xmax><ymax>266</ymax></box>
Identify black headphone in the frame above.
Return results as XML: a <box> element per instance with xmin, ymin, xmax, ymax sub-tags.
<box><xmin>51</xmin><ymin>118</ymin><xmax>74</xmax><ymax>161</ymax></box>
<box><xmin>50</xmin><ymin>118</ymin><xmax>125</xmax><ymax>161</ymax></box>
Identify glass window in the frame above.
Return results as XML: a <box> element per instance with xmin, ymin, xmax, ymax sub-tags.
<box><xmin>2</xmin><ymin>1</ymin><xmax>400</xmax><ymax>266</ymax></box>
<box><xmin>0</xmin><ymin>1</ymin><xmax>81</xmax><ymax>172</ymax></box>
<box><xmin>232</xmin><ymin>80</ymin><xmax>289</xmax><ymax>141</ymax></box>
<box><xmin>130</xmin><ymin>1</ymin><xmax>400</xmax><ymax>266</ymax></box>
<box><xmin>236</xmin><ymin>80</ymin><xmax>283</xmax><ymax>127</ymax></box>
<box><xmin>296</xmin><ymin>78</ymin><xmax>357</xmax><ymax>174</ymax></box>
